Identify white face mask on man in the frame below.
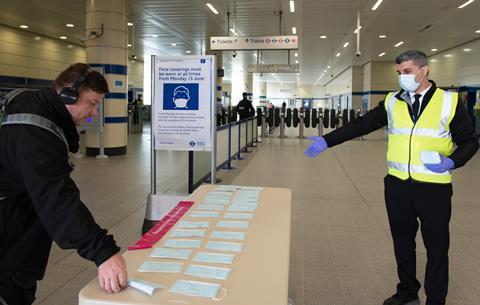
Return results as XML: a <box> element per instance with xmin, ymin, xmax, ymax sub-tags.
<box><xmin>398</xmin><ymin>68</ymin><xmax>425</xmax><ymax>93</ymax></box>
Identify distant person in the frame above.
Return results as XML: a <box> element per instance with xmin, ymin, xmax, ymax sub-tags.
<box><xmin>136</xmin><ymin>94</ymin><xmax>143</xmax><ymax>106</ymax></box>
<box><xmin>130</xmin><ymin>94</ymin><xmax>143</xmax><ymax>124</ymax></box>
<box><xmin>0</xmin><ymin>64</ymin><xmax>127</xmax><ymax>305</ymax></box>
<box><xmin>236</xmin><ymin>92</ymin><xmax>254</xmax><ymax>120</ymax></box>
<box><xmin>305</xmin><ymin>50</ymin><xmax>478</xmax><ymax>305</ymax></box>
<box><xmin>216</xmin><ymin>97</ymin><xmax>224</xmax><ymax>127</ymax></box>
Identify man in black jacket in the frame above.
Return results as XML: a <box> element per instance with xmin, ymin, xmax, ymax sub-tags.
<box><xmin>304</xmin><ymin>50</ymin><xmax>478</xmax><ymax>305</ymax></box>
<box><xmin>236</xmin><ymin>92</ymin><xmax>254</xmax><ymax>120</ymax></box>
<box><xmin>0</xmin><ymin>64</ymin><xmax>127</xmax><ymax>305</ymax></box>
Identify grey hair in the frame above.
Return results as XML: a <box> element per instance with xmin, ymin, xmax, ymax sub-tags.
<box><xmin>395</xmin><ymin>50</ymin><xmax>428</xmax><ymax>67</ymax></box>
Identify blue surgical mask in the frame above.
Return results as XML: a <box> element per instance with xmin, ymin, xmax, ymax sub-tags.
<box><xmin>211</xmin><ymin>231</ymin><xmax>246</xmax><ymax>240</ymax></box>
<box><xmin>205</xmin><ymin>241</ymin><xmax>243</xmax><ymax>252</ymax></box>
<box><xmin>170</xmin><ymin>229</ymin><xmax>206</xmax><ymax>238</ymax></box>
<box><xmin>224</xmin><ymin>212</ymin><xmax>254</xmax><ymax>220</ymax></box>
<box><xmin>137</xmin><ymin>261</ymin><xmax>183</xmax><ymax>273</ymax></box>
<box><xmin>193</xmin><ymin>252</ymin><xmax>235</xmax><ymax>265</ymax></box>
<box><xmin>190</xmin><ymin>211</ymin><xmax>221</xmax><ymax>218</ymax></box>
<box><xmin>217</xmin><ymin>220</ymin><xmax>249</xmax><ymax>229</ymax></box>
<box><xmin>185</xmin><ymin>264</ymin><xmax>231</xmax><ymax>281</ymax></box>
<box><xmin>128</xmin><ymin>278</ymin><xmax>164</xmax><ymax>296</ymax></box>
<box><xmin>150</xmin><ymin>247</ymin><xmax>192</xmax><ymax>260</ymax></box>
<box><xmin>163</xmin><ymin>239</ymin><xmax>201</xmax><ymax>248</ymax></box>
<box><xmin>177</xmin><ymin>221</ymin><xmax>210</xmax><ymax>229</ymax></box>
<box><xmin>399</xmin><ymin>69</ymin><xmax>425</xmax><ymax>92</ymax></box>
<box><xmin>169</xmin><ymin>279</ymin><xmax>221</xmax><ymax>298</ymax></box>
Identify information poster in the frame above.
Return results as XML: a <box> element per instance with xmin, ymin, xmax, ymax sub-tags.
<box><xmin>153</xmin><ymin>56</ymin><xmax>215</xmax><ymax>151</ymax></box>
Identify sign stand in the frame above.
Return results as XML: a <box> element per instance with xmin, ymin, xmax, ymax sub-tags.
<box><xmin>142</xmin><ymin>55</ymin><xmax>216</xmax><ymax>233</ymax></box>
<box><xmin>96</xmin><ymin>102</ymin><xmax>108</xmax><ymax>159</ymax></box>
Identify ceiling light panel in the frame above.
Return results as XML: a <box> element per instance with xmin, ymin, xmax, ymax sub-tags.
<box><xmin>458</xmin><ymin>0</ymin><xmax>474</xmax><ymax>9</ymax></box>
<box><xmin>206</xmin><ymin>3</ymin><xmax>219</xmax><ymax>14</ymax></box>
<box><xmin>372</xmin><ymin>0</ymin><xmax>383</xmax><ymax>10</ymax></box>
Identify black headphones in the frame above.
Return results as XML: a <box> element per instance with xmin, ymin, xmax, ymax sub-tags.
<box><xmin>59</xmin><ymin>67</ymin><xmax>91</xmax><ymax>105</ymax></box>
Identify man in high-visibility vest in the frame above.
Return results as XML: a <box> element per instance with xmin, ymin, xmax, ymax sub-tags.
<box><xmin>305</xmin><ymin>50</ymin><xmax>478</xmax><ymax>305</ymax></box>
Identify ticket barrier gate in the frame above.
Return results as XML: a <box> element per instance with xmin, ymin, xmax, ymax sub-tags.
<box><xmin>257</xmin><ymin>107</ymin><xmax>357</xmax><ymax>139</ymax></box>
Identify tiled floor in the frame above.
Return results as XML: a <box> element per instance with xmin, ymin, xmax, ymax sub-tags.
<box><xmin>34</xmin><ymin>126</ymin><xmax>480</xmax><ymax>305</ymax></box>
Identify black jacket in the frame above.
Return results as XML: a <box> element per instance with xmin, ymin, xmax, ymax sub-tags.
<box><xmin>237</xmin><ymin>98</ymin><xmax>254</xmax><ymax>120</ymax></box>
<box><xmin>0</xmin><ymin>87</ymin><xmax>120</xmax><ymax>280</ymax></box>
<box><xmin>324</xmin><ymin>81</ymin><xmax>479</xmax><ymax>169</ymax></box>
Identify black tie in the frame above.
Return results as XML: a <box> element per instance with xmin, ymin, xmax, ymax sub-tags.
<box><xmin>412</xmin><ymin>94</ymin><xmax>421</xmax><ymax>121</ymax></box>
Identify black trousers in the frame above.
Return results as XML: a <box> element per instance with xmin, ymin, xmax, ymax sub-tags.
<box><xmin>0</xmin><ymin>275</ymin><xmax>36</xmax><ymax>305</ymax></box>
<box><xmin>384</xmin><ymin>175</ymin><xmax>452</xmax><ymax>305</ymax></box>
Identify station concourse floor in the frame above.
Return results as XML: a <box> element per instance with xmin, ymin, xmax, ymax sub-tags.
<box><xmin>34</xmin><ymin>126</ymin><xmax>480</xmax><ymax>305</ymax></box>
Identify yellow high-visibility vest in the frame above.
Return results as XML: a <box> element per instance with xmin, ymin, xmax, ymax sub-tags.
<box><xmin>384</xmin><ymin>88</ymin><xmax>458</xmax><ymax>183</ymax></box>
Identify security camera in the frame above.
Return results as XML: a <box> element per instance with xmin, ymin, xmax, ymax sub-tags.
<box><xmin>79</xmin><ymin>31</ymin><xmax>98</xmax><ymax>43</ymax></box>
<box><xmin>232</xmin><ymin>51</ymin><xmax>237</xmax><ymax>58</ymax></box>
<box><xmin>355</xmin><ymin>51</ymin><xmax>361</xmax><ymax>57</ymax></box>
<box><xmin>78</xmin><ymin>24</ymin><xmax>104</xmax><ymax>43</ymax></box>
<box><xmin>130</xmin><ymin>54</ymin><xmax>137</xmax><ymax>60</ymax></box>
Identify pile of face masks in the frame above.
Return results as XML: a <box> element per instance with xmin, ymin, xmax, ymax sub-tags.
<box><xmin>128</xmin><ymin>185</ymin><xmax>263</xmax><ymax>299</ymax></box>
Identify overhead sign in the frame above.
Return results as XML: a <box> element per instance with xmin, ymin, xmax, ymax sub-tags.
<box><xmin>210</xmin><ymin>35</ymin><xmax>298</xmax><ymax>50</ymax></box>
<box><xmin>248</xmin><ymin>64</ymin><xmax>300</xmax><ymax>73</ymax></box>
<box><xmin>152</xmin><ymin>56</ymin><xmax>215</xmax><ymax>151</ymax></box>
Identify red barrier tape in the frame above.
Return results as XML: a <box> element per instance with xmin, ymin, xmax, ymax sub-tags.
<box><xmin>127</xmin><ymin>201</ymin><xmax>194</xmax><ymax>250</ymax></box>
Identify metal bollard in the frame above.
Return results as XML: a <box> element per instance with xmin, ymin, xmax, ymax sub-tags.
<box><xmin>335</xmin><ymin>109</ymin><xmax>341</xmax><ymax>129</ymax></box>
<box><xmin>261</xmin><ymin>113</ymin><xmax>267</xmax><ymax>138</ymax></box>
<box><xmin>299</xmin><ymin>109</ymin><xmax>304</xmax><ymax>139</ymax></box>
<box><xmin>280</xmin><ymin>113</ymin><xmax>285</xmax><ymax>138</ymax></box>
<box><xmin>356</xmin><ymin>108</ymin><xmax>364</xmax><ymax>140</ymax></box>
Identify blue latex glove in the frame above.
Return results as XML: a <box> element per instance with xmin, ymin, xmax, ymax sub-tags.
<box><xmin>424</xmin><ymin>155</ymin><xmax>455</xmax><ymax>173</ymax></box>
<box><xmin>304</xmin><ymin>136</ymin><xmax>328</xmax><ymax>158</ymax></box>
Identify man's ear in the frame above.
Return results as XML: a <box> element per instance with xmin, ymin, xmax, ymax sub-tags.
<box><xmin>424</xmin><ymin>65</ymin><xmax>430</xmax><ymax>76</ymax></box>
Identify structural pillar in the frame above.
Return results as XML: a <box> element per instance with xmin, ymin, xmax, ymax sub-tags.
<box><xmin>245</xmin><ymin>72</ymin><xmax>253</xmax><ymax>95</ymax></box>
<box><xmin>361</xmin><ymin>61</ymin><xmax>396</xmax><ymax>111</ymax></box>
<box><xmin>85</xmin><ymin>0</ymin><xmax>128</xmax><ymax>156</ymax></box>
<box><xmin>215</xmin><ymin>53</ymin><xmax>223</xmax><ymax>102</ymax></box>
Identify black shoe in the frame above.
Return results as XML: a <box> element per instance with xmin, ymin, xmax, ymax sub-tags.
<box><xmin>383</xmin><ymin>294</ymin><xmax>420</xmax><ymax>305</ymax></box>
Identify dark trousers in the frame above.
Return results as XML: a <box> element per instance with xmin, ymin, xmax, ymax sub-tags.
<box><xmin>384</xmin><ymin>175</ymin><xmax>452</xmax><ymax>305</ymax></box>
<box><xmin>0</xmin><ymin>275</ymin><xmax>36</xmax><ymax>305</ymax></box>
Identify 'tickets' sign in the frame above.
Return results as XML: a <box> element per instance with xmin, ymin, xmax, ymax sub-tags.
<box><xmin>152</xmin><ymin>56</ymin><xmax>215</xmax><ymax>151</ymax></box>
<box><xmin>210</xmin><ymin>35</ymin><xmax>299</xmax><ymax>50</ymax></box>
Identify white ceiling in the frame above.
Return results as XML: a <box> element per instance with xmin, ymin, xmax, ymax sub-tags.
<box><xmin>1</xmin><ymin>0</ymin><xmax>480</xmax><ymax>85</ymax></box>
